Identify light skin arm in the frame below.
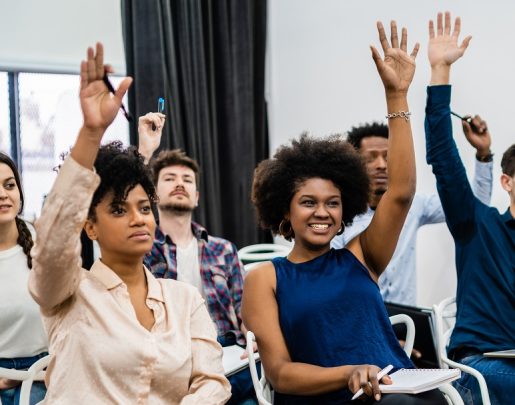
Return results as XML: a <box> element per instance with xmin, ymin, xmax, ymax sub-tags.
<box><xmin>429</xmin><ymin>12</ymin><xmax>471</xmax><ymax>86</ymax></box>
<box><xmin>28</xmin><ymin>44</ymin><xmax>132</xmax><ymax>311</ymax></box>
<box><xmin>242</xmin><ymin>263</ymin><xmax>391</xmax><ymax>400</ymax></box>
<box><xmin>348</xmin><ymin>21</ymin><xmax>419</xmax><ymax>277</ymax></box>
<box><xmin>138</xmin><ymin>112</ymin><xmax>166</xmax><ymax>164</ymax></box>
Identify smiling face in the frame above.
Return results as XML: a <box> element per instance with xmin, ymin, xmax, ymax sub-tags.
<box><xmin>0</xmin><ymin>163</ymin><xmax>21</xmax><ymax>226</ymax></box>
<box><xmin>288</xmin><ymin>177</ymin><xmax>343</xmax><ymax>250</ymax></box>
<box><xmin>156</xmin><ymin>165</ymin><xmax>199</xmax><ymax>213</ymax></box>
<box><xmin>360</xmin><ymin>136</ymin><xmax>388</xmax><ymax>208</ymax></box>
<box><xmin>84</xmin><ymin>184</ymin><xmax>156</xmax><ymax>260</ymax></box>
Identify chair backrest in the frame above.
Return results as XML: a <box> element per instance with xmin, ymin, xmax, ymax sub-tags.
<box><xmin>246</xmin><ymin>331</ymin><xmax>272</xmax><ymax>405</ymax></box>
<box><xmin>238</xmin><ymin>244</ymin><xmax>291</xmax><ymax>265</ymax></box>
<box><xmin>0</xmin><ymin>354</ymin><xmax>49</xmax><ymax>405</ymax></box>
<box><xmin>245</xmin><ymin>315</ymin><xmax>415</xmax><ymax>405</ymax></box>
<box><xmin>432</xmin><ymin>296</ymin><xmax>491</xmax><ymax>405</ymax></box>
<box><xmin>389</xmin><ymin>314</ymin><xmax>415</xmax><ymax>357</ymax></box>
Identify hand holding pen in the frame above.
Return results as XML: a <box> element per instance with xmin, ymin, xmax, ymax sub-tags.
<box><xmin>451</xmin><ymin>112</ymin><xmax>492</xmax><ymax>159</ymax></box>
<box><xmin>137</xmin><ymin>104</ymin><xmax>166</xmax><ymax>164</ymax></box>
<box><xmin>349</xmin><ymin>364</ymin><xmax>393</xmax><ymax>401</ymax></box>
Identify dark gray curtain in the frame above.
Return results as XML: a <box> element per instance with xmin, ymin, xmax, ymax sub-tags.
<box><xmin>121</xmin><ymin>0</ymin><xmax>270</xmax><ymax>248</ymax></box>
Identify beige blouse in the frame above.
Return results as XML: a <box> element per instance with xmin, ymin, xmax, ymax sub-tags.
<box><xmin>28</xmin><ymin>157</ymin><xmax>231</xmax><ymax>404</ymax></box>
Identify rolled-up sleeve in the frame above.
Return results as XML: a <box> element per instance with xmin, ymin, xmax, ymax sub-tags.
<box><xmin>29</xmin><ymin>157</ymin><xmax>100</xmax><ymax>312</ymax></box>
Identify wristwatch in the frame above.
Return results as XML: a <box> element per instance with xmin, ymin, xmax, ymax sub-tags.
<box><xmin>476</xmin><ymin>152</ymin><xmax>494</xmax><ymax>162</ymax></box>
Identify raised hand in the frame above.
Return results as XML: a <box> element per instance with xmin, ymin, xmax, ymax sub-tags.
<box><xmin>462</xmin><ymin>114</ymin><xmax>492</xmax><ymax>158</ymax></box>
<box><xmin>79</xmin><ymin>43</ymin><xmax>132</xmax><ymax>134</ymax></box>
<box><xmin>371</xmin><ymin>21</ymin><xmax>419</xmax><ymax>95</ymax></box>
<box><xmin>428</xmin><ymin>12</ymin><xmax>471</xmax><ymax>69</ymax></box>
<box><xmin>138</xmin><ymin>112</ymin><xmax>166</xmax><ymax>163</ymax></box>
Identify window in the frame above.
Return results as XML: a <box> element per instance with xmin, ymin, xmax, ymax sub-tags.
<box><xmin>0</xmin><ymin>72</ymin><xmax>10</xmax><ymax>155</ymax></box>
<box><xmin>6</xmin><ymin>72</ymin><xmax>130</xmax><ymax>220</ymax></box>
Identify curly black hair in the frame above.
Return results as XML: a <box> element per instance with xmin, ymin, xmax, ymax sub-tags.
<box><xmin>252</xmin><ymin>133</ymin><xmax>369</xmax><ymax>235</ymax></box>
<box><xmin>88</xmin><ymin>141</ymin><xmax>158</xmax><ymax>220</ymax></box>
<box><xmin>346</xmin><ymin>122</ymin><xmax>389</xmax><ymax>150</ymax></box>
<box><xmin>501</xmin><ymin>143</ymin><xmax>515</xmax><ymax>177</ymax></box>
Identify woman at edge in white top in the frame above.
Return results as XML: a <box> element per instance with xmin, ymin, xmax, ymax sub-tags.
<box><xmin>28</xmin><ymin>43</ymin><xmax>231</xmax><ymax>404</ymax></box>
<box><xmin>0</xmin><ymin>152</ymin><xmax>48</xmax><ymax>405</ymax></box>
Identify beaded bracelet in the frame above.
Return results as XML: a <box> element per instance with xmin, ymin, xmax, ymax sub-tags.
<box><xmin>385</xmin><ymin>111</ymin><xmax>411</xmax><ymax>121</ymax></box>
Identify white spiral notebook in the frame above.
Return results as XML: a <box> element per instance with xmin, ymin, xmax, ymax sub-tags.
<box><xmin>379</xmin><ymin>368</ymin><xmax>461</xmax><ymax>394</ymax></box>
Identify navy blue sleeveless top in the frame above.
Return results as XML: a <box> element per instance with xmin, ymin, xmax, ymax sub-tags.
<box><xmin>273</xmin><ymin>248</ymin><xmax>413</xmax><ymax>404</ymax></box>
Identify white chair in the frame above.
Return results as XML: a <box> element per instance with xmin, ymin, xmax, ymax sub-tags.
<box><xmin>432</xmin><ymin>296</ymin><xmax>491</xmax><ymax>405</ymax></box>
<box><xmin>238</xmin><ymin>244</ymin><xmax>291</xmax><ymax>265</ymax></box>
<box><xmin>246</xmin><ymin>315</ymin><xmax>466</xmax><ymax>405</ymax></box>
<box><xmin>0</xmin><ymin>354</ymin><xmax>49</xmax><ymax>405</ymax></box>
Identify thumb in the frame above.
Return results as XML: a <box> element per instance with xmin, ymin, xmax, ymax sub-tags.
<box><xmin>381</xmin><ymin>375</ymin><xmax>393</xmax><ymax>385</ymax></box>
<box><xmin>114</xmin><ymin>77</ymin><xmax>133</xmax><ymax>103</ymax></box>
<box><xmin>370</xmin><ymin>46</ymin><xmax>383</xmax><ymax>71</ymax></box>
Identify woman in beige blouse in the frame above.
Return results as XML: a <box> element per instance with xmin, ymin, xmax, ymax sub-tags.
<box><xmin>28</xmin><ymin>43</ymin><xmax>231</xmax><ymax>404</ymax></box>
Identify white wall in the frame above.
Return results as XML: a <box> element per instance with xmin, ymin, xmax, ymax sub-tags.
<box><xmin>267</xmin><ymin>0</ymin><xmax>515</xmax><ymax>307</ymax></box>
<box><xmin>0</xmin><ymin>0</ymin><xmax>125</xmax><ymax>73</ymax></box>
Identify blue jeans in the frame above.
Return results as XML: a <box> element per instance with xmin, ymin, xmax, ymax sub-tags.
<box><xmin>218</xmin><ymin>334</ymin><xmax>258</xmax><ymax>405</ymax></box>
<box><xmin>452</xmin><ymin>354</ymin><xmax>515</xmax><ymax>405</ymax></box>
<box><xmin>0</xmin><ymin>352</ymin><xmax>48</xmax><ymax>405</ymax></box>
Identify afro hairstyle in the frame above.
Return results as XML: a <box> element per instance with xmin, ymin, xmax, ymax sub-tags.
<box><xmin>252</xmin><ymin>133</ymin><xmax>369</xmax><ymax>235</ymax></box>
<box><xmin>88</xmin><ymin>141</ymin><xmax>158</xmax><ymax>220</ymax></box>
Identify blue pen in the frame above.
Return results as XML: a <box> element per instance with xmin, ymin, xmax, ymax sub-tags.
<box><xmin>157</xmin><ymin>97</ymin><xmax>165</xmax><ymax>113</ymax></box>
<box><xmin>152</xmin><ymin>98</ymin><xmax>165</xmax><ymax>130</ymax></box>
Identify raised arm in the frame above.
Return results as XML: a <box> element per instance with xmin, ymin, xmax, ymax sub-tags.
<box><xmin>138</xmin><ymin>112</ymin><xmax>166</xmax><ymax>164</ymax></box>
<box><xmin>419</xmin><ymin>115</ymin><xmax>492</xmax><ymax>224</ymax></box>
<box><xmin>29</xmin><ymin>43</ymin><xmax>132</xmax><ymax>311</ymax></box>
<box><xmin>424</xmin><ymin>12</ymin><xmax>478</xmax><ymax>240</ymax></box>
<box><xmin>351</xmin><ymin>21</ymin><xmax>419</xmax><ymax>276</ymax></box>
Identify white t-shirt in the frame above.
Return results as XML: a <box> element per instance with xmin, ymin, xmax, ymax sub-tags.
<box><xmin>176</xmin><ymin>237</ymin><xmax>204</xmax><ymax>297</ymax></box>
<box><xmin>0</xmin><ymin>244</ymin><xmax>48</xmax><ymax>358</ymax></box>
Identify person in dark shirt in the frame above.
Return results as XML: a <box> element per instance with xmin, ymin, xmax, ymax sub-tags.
<box><xmin>424</xmin><ymin>12</ymin><xmax>515</xmax><ymax>405</ymax></box>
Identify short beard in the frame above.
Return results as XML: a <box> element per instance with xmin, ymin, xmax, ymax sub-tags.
<box><xmin>158</xmin><ymin>202</ymin><xmax>194</xmax><ymax>214</ymax></box>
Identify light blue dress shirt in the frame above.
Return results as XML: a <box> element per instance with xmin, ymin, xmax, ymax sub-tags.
<box><xmin>331</xmin><ymin>160</ymin><xmax>493</xmax><ymax>305</ymax></box>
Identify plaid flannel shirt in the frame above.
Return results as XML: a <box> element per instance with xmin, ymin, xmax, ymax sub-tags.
<box><xmin>144</xmin><ymin>222</ymin><xmax>245</xmax><ymax>345</ymax></box>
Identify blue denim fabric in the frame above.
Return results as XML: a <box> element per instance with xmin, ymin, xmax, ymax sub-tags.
<box><xmin>452</xmin><ymin>354</ymin><xmax>515</xmax><ymax>405</ymax></box>
<box><xmin>218</xmin><ymin>334</ymin><xmax>258</xmax><ymax>405</ymax></box>
<box><xmin>0</xmin><ymin>352</ymin><xmax>48</xmax><ymax>405</ymax></box>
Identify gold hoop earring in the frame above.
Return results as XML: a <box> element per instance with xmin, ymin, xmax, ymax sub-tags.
<box><xmin>279</xmin><ymin>219</ymin><xmax>294</xmax><ymax>241</ymax></box>
<box><xmin>336</xmin><ymin>221</ymin><xmax>345</xmax><ymax>236</ymax></box>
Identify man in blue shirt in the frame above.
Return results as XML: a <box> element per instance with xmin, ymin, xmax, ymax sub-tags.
<box><xmin>424</xmin><ymin>12</ymin><xmax>515</xmax><ymax>405</ymax></box>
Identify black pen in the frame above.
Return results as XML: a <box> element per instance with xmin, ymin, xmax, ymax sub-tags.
<box><xmin>102</xmin><ymin>74</ymin><xmax>132</xmax><ymax>122</ymax></box>
<box><xmin>450</xmin><ymin>111</ymin><xmax>478</xmax><ymax>132</ymax></box>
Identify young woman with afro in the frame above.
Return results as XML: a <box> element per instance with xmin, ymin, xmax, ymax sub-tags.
<box><xmin>242</xmin><ymin>21</ymin><xmax>447</xmax><ymax>405</ymax></box>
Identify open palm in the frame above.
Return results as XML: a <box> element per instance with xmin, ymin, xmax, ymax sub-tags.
<box><xmin>371</xmin><ymin>21</ymin><xmax>419</xmax><ymax>94</ymax></box>
<box><xmin>79</xmin><ymin>43</ymin><xmax>132</xmax><ymax>132</ymax></box>
<box><xmin>428</xmin><ymin>12</ymin><xmax>471</xmax><ymax>68</ymax></box>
